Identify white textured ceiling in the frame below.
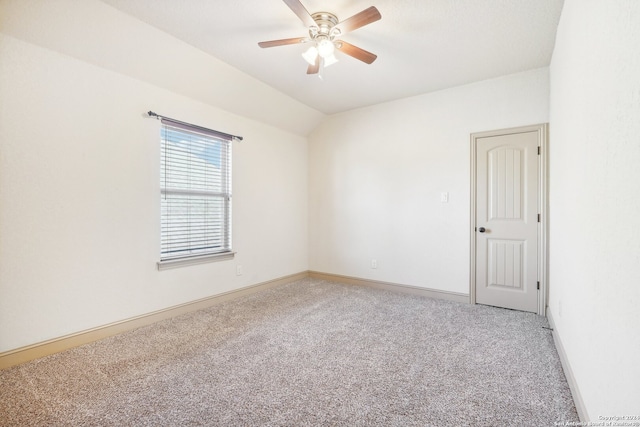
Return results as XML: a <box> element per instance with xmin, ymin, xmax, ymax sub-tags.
<box><xmin>100</xmin><ymin>0</ymin><xmax>564</xmax><ymax>115</ymax></box>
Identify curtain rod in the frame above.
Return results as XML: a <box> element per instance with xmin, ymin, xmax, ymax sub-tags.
<box><xmin>147</xmin><ymin>111</ymin><xmax>243</xmax><ymax>141</ymax></box>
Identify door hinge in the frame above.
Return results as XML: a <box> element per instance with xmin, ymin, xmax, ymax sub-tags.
<box><xmin>538</xmin><ymin>213</ymin><xmax>541</xmax><ymax>222</ymax></box>
<box><xmin>538</xmin><ymin>146</ymin><xmax>541</xmax><ymax>155</ymax></box>
<box><xmin>537</xmin><ymin>281</ymin><xmax>540</xmax><ymax>290</ymax></box>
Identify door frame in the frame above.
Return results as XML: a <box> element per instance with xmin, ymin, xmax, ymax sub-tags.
<box><xmin>469</xmin><ymin>123</ymin><xmax>549</xmax><ymax>316</ymax></box>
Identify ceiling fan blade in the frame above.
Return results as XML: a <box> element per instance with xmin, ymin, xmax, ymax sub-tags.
<box><xmin>283</xmin><ymin>0</ymin><xmax>316</xmax><ymax>28</ymax></box>
<box><xmin>334</xmin><ymin>6</ymin><xmax>381</xmax><ymax>34</ymax></box>
<box><xmin>336</xmin><ymin>41</ymin><xmax>377</xmax><ymax>64</ymax></box>
<box><xmin>307</xmin><ymin>56</ymin><xmax>320</xmax><ymax>74</ymax></box>
<box><xmin>258</xmin><ymin>37</ymin><xmax>308</xmax><ymax>48</ymax></box>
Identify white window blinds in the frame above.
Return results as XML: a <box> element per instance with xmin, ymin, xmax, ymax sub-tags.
<box><xmin>159</xmin><ymin>118</ymin><xmax>232</xmax><ymax>261</ymax></box>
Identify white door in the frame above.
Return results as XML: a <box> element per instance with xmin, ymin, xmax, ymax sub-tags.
<box><xmin>474</xmin><ymin>127</ymin><xmax>541</xmax><ymax>313</ymax></box>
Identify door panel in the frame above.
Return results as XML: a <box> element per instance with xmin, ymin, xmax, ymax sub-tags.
<box><xmin>488</xmin><ymin>147</ymin><xmax>522</xmax><ymax>220</ymax></box>
<box><xmin>487</xmin><ymin>239</ymin><xmax>524</xmax><ymax>289</ymax></box>
<box><xmin>476</xmin><ymin>131</ymin><xmax>539</xmax><ymax>312</ymax></box>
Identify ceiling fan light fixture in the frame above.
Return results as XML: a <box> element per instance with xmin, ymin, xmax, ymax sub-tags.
<box><xmin>323</xmin><ymin>53</ymin><xmax>339</xmax><ymax>67</ymax></box>
<box><xmin>302</xmin><ymin>46</ymin><xmax>319</xmax><ymax>65</ymax></box>
<box><xmin>317</xmin><ymin>39</ymin><xmax>335</xmax><ymax>58</ymax></box>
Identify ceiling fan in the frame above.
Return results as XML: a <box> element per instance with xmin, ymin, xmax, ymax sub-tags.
<box><xmin>258</xmin><ymin>0</ymin><xmax>382</xmax><ymax>75</ymax></box>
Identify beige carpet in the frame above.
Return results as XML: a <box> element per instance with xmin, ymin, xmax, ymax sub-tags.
<box><xmin>0</xmin><ymin>278</ymin><xmax>578</xmax><ymax>426</ymax></box>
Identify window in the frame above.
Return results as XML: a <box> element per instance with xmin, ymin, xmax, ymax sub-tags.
<box><xmin>158</xmin><ymin>117</ymin><xmax>233</xmax><ymax>267</ymax></box>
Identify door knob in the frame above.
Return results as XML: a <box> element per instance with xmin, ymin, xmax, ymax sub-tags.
<box><xmin>478</xmin><ymin>227</ymin><xmax>486</xmax><ymax>233</ymax></box>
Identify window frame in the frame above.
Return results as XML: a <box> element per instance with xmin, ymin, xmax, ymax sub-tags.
<box><xmin>155</xmin><ymin>116</ymin><xmax>236</xmax><ymax>270</ymax></box>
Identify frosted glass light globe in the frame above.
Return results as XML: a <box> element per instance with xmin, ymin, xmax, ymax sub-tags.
<box><xmin>317</xmin><ymin>39</ymin><xmax>335</xmax><ymax>58</ymax></box>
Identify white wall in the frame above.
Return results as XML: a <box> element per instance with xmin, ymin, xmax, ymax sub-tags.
<box><xmin>549</xmin><ymin>0</ymin><xmax>640</xmax><ymax>418</ymax></box>
<box><xmin>0</xmin><ymin>32</ymin><xmax>308</xmax><ymax>350</ymax></box>
<box><xmin>308</xmin><ymin>68</ymin><xmax>549</xmax><ymax>294</ymax></box>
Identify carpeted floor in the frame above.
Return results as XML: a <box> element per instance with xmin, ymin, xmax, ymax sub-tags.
<box><xmin>0</xmin><ymin>278</ymin><xmax>578</xmax><ymax>426</ymax></box>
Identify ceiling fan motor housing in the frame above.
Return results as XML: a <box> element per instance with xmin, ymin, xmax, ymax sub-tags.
<box><xmin>310</xmin><ymin>12</ymin><xmax>340</xmax><ymax>40</ymax></box>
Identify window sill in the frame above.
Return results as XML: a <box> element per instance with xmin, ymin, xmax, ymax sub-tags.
<box><xmin>157</xmin><ymin>251</ymin><xmax>235</xmax><ymax>271</ymax></box>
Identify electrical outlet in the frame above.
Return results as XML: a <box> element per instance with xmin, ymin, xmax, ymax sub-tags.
<box><xmin>236</xmin><ymin>265</ymin><xmax>243</xmax><ymax>276</ymax></box>
<box><xmin>441</xmin><ymin>192</ymin><xmax>449</xmax><ymax>203</ymax></box>
<box><xmin>371</xmin><ymin>259</ymin><xmax>378</xmax><ymax>269</ymax></box>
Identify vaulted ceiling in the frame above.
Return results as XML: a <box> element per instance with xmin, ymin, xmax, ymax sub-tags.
<box><xmin>100</xmin><ymin>0</ymin><xmax>564</xmax><ymax>115</ymax></box>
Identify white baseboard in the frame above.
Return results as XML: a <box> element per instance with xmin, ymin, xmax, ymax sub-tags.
<box><xmin>0</xmin><ymin>271</ymin><xmax>308</xmax><ymax>370</ymax></box>
<box><xmin>546</xmin><ymin>309</ymin><xmax>589</xmax><ymax>422</ymax></box>
<box><xmin>309</xmin><ymin>271</ymin><xmax>470</xmax><ymax>304</ymax></box>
